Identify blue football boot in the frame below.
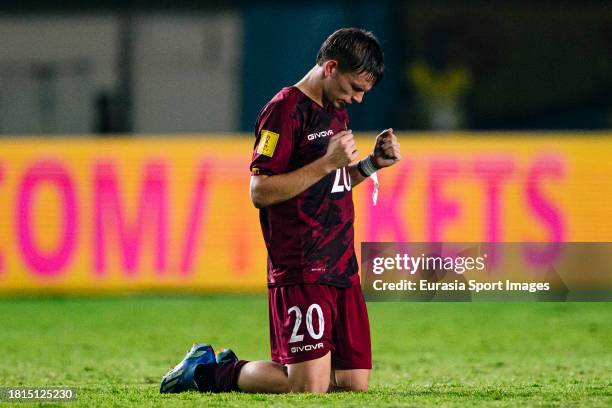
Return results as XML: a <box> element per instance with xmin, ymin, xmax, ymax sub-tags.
<box><xmin>160</xmin><ymin>343</ymin><xmax>216</xmax><ymax>393</ymax></box>
<box><xmin>215</xmin><ymin>348</ymin><xmax>239</xmax><ymax>365</ymax></box>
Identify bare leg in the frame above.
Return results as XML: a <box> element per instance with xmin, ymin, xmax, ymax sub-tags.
<box><xmin>330</xmin><ymin>368</ymin><xmax>370</xmax><ymax>392</ymax></box>
<box><xmin>237</xmin><ymin>361</ymin><xmax>290</xmax><ymax>393</ymax></box>
<box><xmin>287</xmin><ymin>352</ymin><xmax>331</xmax><ymax>393</ymax></box>
<box><xmin>236</xmin><ymin>352</ymin><xmax>331</xmax><ymax>393</ymax></box>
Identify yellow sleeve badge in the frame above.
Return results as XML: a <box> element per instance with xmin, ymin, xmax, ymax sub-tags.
<box><xmin>256</xmin><ymin>130</ymin><xmax>280</xmax><ymax>157</ymax></box>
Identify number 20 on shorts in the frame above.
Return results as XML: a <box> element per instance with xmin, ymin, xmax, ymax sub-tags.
<box><xmin>287</xmin><ymin>304</ymin><xmax>324</xmax><ymax>343</ymax></box>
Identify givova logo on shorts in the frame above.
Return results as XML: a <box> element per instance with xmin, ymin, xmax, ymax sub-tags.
<box><xmin>291</xmin><ymin>342</ymin><xmax>324</xmax><ymax>354</ymax></box>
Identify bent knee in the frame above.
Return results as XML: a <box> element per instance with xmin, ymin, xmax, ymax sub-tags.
<box><xmin>348</xmin><ymin>382</ymin><xmax>368</xmax><ymax>392</ymax></box>
<box><xmin>289</xmin><ymin>378</ymin><xmax>329</xmax><ymax>393</ymax></box>
<box><xmin>336</xmin><ymin>378</ymin><xmax>368</xmax><ymax>392</ymax></box>
<box><xmin>237</xmin><ymin>361</ymin><xmax>290</xmax><ymax>393</ymax></box>
<box><xmin>287</xmin><ymin>352</ymin><xmax>332</xmax><ymax>393</ymax></box>
<box><xmin>333</xmin><ymin>369</ymin><xmax>370</xmax><ymax>392</ymax></box>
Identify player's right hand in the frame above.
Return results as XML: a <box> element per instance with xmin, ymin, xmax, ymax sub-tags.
<box><xmin>324</xmin><ymin>130</ymin><xmax>358</xmax><ymax>171</ymax></box>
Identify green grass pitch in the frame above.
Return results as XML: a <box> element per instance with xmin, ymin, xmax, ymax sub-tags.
<box><xmin>0</xmin><ymin>295</ymin><xmax>610</xmax><ymax>407</ymax></box>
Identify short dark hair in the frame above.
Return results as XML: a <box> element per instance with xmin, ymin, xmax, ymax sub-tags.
<box><xmin>316</xmin><ymin>28</ymin><xmax>384</xmax><ymax>84</ymax></box>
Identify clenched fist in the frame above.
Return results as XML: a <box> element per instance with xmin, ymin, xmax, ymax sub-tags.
<box><xmin>372</xmin><ymin>128</ymin><xmax>401</xmax><ymax>169</ymax></box>
<box><xmin>323</xmin><ymin>130</ymin><xmax>359</xmax><ymax>170</ymax></box>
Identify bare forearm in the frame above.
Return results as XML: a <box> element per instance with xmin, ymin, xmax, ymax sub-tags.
<box><xmin>348</xmin><ymin>164</ymin><xmax>368</xmax><ymax>188</ymax></box>
<box><xmin>251</xmin><ymin>158</ymin><xmax>333</xmax><ymax>208</ymax></box>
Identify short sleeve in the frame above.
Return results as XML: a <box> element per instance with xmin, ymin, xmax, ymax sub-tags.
<box><xmin>250</xmin><ymin>100</ymin><xmax>300</xmax><ymax>176</ymax></box>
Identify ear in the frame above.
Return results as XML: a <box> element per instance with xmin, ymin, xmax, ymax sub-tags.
<box><xmin>323</xmin><ymin>60</ymin><xmax>338</xmax><ymax>78</ymax></box>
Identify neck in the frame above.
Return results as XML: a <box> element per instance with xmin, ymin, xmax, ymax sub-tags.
<box><xmin>295</xmin><ymin>66</ymin><xmax>325</xmax><ymax>107</ymax></box>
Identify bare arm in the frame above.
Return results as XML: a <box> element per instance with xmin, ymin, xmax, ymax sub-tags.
<box><xmin>250</xmin><ymin>130</ymin><xmax>357</xmax><ymax>208</ymax></box>
<box><xmin>347</xmin><ymin>164</ymin><xmax>368</xmax><ymax>188</ymax></box>
<box><xmin>250</xmin><ymin>157</ymin><xmax>334</xmax><ymax>209</ymax></box>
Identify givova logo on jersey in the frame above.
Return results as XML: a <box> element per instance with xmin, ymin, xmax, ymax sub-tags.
<box><xmin>307</xmin><ymin>130</ymin><xmax>334</xmax><ymax>141</ymax></box>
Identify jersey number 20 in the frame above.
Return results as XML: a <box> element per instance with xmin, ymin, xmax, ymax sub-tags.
<box><xmin>331</xmin><ymin>167</ymin><xmax>351</xmax><ymax>193</ymax></box>
<box><xmin>288</xmin><ymin>304</ymin><xmax>324</xmax><ymax>343</ymax></box>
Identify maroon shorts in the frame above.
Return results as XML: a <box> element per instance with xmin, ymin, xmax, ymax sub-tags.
<box><xmin>268</xmin><ymin>281</ymin><xmax>372</xmax><ymax>369</ymax></box>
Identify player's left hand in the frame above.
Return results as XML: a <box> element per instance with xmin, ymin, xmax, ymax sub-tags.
<box><xmin>372</xmin><ymin>128</ymin><xmax>401</xmax><ymax>169</ymax></box>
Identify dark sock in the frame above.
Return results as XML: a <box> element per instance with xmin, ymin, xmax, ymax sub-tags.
<box><xmin>194</xmin><ymin>360</ymin><xmax>249</xmax><ymax>393</ymax></box>
<box><xmin>194</xmin><ymin>362</ymin><xmax>219</xmax><ymax>392</ymax></box>
<box><xmin>215</xmin><ymin>360</ymin><xmax>249</xmax><ymax>392</ymax></box>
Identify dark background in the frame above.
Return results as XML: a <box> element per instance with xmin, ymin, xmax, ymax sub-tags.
<box><xmin>1</xmin><ymin>0</ymin><xmax>610</xmax><ymax>133</ymax></box>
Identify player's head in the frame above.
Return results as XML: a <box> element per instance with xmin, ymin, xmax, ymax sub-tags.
<box><xmin>316</xmin><ymin>28</ymin><xmax>384</xmax><ymax>109</ymax></box>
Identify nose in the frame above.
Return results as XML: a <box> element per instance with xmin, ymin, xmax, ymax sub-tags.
<box><xmin>352</xmin><ymin>93</ymin><xmax>364</xmax><ymax>104</ymax></box>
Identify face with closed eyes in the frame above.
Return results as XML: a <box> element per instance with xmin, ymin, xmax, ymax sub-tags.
<box><xmin>321</xmin><ymin>60</ymin><xmax>375</xmax><ymax>110</ymax></box>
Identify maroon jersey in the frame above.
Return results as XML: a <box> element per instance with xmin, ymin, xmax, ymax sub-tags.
<box><xmin>250</xmin><ymin>86</ymin><xmax>358</xmax><ymax>288</ymax></box>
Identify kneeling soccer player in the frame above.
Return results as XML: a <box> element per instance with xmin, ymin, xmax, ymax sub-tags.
<box><xmin>161</xmin><ymin>27</ymin><xmax>401</xmax><ymax>394</ymax></box>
